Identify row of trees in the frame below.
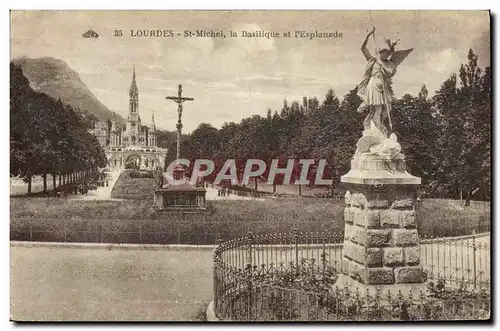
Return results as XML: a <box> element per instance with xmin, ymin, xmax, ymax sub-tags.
<box><xmin>10</xmin><ymin>63</ymin><xmax>107</xmax><ymax>194</ymax></box>
<box><xmin>164</xmin><ymin>49</ymin><xmax>490</xmax><ymax>201</ymax></box>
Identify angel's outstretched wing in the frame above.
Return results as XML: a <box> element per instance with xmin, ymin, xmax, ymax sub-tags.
<box><xmin>390</xmin><ymin>48</ymin><xmax>413</xmax><ymax>67</ymax></box>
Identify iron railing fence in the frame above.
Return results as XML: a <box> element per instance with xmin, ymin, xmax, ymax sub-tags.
<box><xmin>10</xmin><ymin>215</ymin><xmax>489</xmax><ymax>246</ymax></box>
<box><xmin>420</xmin><ymin>233</ymin><xmax>490</xmax><ymax>289</ymax></box>
<box><xmin>213</xmin><ymin>231</ymin><xmax>490</xmax><ymax>321</ymax></box>
<box><xmin>10</xmin><ymin>218</ymin><xmax>245</xmax><ymax>245</ymax></box>
<box><xmin>214</xmin><ymin>231</ymin><xmax>344</xmax><ymax>274</ymax></box>
<box><xmin>213</xmin><ymin>275</ymin><xmax>490</xmax><ymax>321</ymax></box>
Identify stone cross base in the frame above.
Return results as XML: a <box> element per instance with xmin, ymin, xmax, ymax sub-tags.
<box><xmin>153</xmin><ymin>186</ymin><xmax>208</xmax><ymax>212</ymax></box>
<box><xmin>334</xmin><ymin>153</ymin><xmax>426</xmax><ymax>297</ymax></box>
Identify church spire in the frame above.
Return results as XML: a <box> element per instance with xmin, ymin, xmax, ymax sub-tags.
<box><xmin>129</xmin><ymin>66</ymin><xmax>139</xmax><ymax>114</ymax></box>
<box><xmin>129</xmin><ymin>66</ymin><xmax>138</xmax><ymax>97</ymax></box>
<box><xmin>151</xmin><ymin>111</ymin><xmax>156</xmax><ymax>131</ymax></box>
<box><xmin>111</xmin><ymin>112</ymin><xmax>117</xmax><ymax>131</ymax></box>
<box><xmin>110</xmin><ymin>112</ymin><xmax>119</xmax><ymax>147</ymax></box>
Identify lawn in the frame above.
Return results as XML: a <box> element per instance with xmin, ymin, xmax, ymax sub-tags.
<box><xmin>415</xmin><ymin>199</ymin><xmax>490</xmax><ymax>237</ymax></box>
<box><xmin>10</xmin><ymin>196</ymin><xmax>490</xmax><ymax>245</ymax></box>
<box><xmin>110</xmin><ymin>171</ymin><xmax>154</xmax><ymax>200</ymax></box>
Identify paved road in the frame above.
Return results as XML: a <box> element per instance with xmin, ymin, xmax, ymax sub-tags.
<box><xmin>10</xmin><ymin>245</ymin><xmax>213</xmax><ymax>321</ymax></box>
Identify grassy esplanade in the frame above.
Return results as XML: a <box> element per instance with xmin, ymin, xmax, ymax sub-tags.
<box><xmin>10</xmin><ymin>197</ymin><xmax>490</xmax><ymax>245</ymax></box>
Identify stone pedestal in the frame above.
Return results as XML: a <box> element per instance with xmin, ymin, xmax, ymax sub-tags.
<box><xmin>335</xmin><ymin>153</ymin><xmax>426</xmax><ymax>296</ymax></box>
<box><xmin>153</xmin><ymin>165</ymin><xmax>208</xmax><ymax>212</ymax></box>
<box><xmin>153</xmin><ymin>183</ymin><xmax>208</xmax><ymax>212</ymax></box>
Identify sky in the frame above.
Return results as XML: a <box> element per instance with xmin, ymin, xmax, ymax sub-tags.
<box><xmin>10</xmin><ymin>10</ymin><xmax>490</xmax><ymax>132</ymax></box>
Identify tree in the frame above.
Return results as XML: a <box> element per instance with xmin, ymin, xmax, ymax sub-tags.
<box><xmin>392</xmin><ymin>86</ymin><xmax>437</xmax><ymax>182</ymax></box>
<box><xmin>189</xmin><ymin>123</ymin><xmax>220</xmax><ymax>159</ymax></box>
<box><xmin>10</xmin><ymin>62</ymin><xmax>107</xmax><ymax>194</ymax></box>
<box><xmin>458</xmin><ymin>50</ymin><xmax>491</xmax><ymax>202</ymax></box>
<box><xmin>430</xmin><ymin>49</ymin><xmax>491</xmax><ymax>201</ymax></box>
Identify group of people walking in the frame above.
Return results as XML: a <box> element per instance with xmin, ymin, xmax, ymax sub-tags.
<box><xmin>217</xmin><ymin>187</ymin><xmax>230</xmax><ymax>197</ymax></box>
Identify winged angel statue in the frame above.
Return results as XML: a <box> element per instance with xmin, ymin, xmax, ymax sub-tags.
<box><xmin>355</xmin><ymin>27</ymin><xmax>413</xmax><ymax>159</ymax></box>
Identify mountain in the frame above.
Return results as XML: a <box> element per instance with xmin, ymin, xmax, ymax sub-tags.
<box><xmin>12</xmin><ymin>57</ymin><xmax>126</xmax><ymax>125</ymax></box>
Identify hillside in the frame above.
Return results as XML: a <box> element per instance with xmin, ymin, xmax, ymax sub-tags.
<box><xmin>12</xmin><ymin>57</ymin><xmax>125</xmax><ymax>124</ymax></box>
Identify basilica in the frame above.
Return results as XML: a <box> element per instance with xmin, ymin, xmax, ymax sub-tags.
<box><xmin>91</xmin><ymin>68</ymin><xmax>168</xmax><ymax>170</ymax></box>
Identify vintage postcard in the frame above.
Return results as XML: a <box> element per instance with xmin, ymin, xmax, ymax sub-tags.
<box><xmin>10</xmin><ymin>10</ymin><xmax>491</xmax><ymax>322</ymax></box>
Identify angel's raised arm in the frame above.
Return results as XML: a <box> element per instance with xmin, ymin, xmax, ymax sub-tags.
<box><xmin>361</xmin><ymin>30</ymin><xmax>374</xmax><ymax>61</ymax></box>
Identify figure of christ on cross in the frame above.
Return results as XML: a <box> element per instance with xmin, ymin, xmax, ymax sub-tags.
<box><xmin>166</xmin><ymin>84</ymin><xmax>194</xmax><ymax>161</ymax></box>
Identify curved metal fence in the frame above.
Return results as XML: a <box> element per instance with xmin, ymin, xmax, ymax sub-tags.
<box><xmin>213</xmin><ymin>230</ymin><xmax>491</xmax><ymax>321</ymax></box>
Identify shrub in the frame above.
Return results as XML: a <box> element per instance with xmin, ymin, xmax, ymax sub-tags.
<box><xmin>128</xmin><ymin>170</ymin><xmax>154</xmax><ymax>179</ymax></box>
<box><xmin>125</xmin><ymin>162</ymin><xmax>140</xmax><ymax>170</ymax></box>
<box><xmin>224</xmin><ymin>274</ymin><xmax>491</xmax><ymax>321</ymax></box>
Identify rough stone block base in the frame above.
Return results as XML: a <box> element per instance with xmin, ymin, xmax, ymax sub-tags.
<box><xmin>394</xmin><ymin>266</ymin><xmax>424</xmax><ymax>283</ymax></box>
<box><xmin>336</xmin><ymin>153</ymin><xmax>426</xmax><ymax>300</ymax></box>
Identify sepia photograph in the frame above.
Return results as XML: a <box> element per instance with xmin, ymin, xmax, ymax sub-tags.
<box><xmin>9</xmin><ymin>9</ymin><xmax>491</xmax><ymax>322</ymax></box>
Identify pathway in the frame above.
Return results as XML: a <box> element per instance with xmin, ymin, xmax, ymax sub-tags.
<box><xmin>10</xmin><ymin>244</ymin><xmax>213</xmax><ymax>321</ymax></box>
<box><xmin>205</xmin><ymin>186</ymin><xmax>265</xmax><ymax>201</ymax></box>
<box><xmin>10</xmin><ymin>175</ymin><xmax>61</xmax><ymax>196</ymax></box>
<box><xmin>68</xmin><ymin>170</ymin><xmax>121</xmax><ymax>201</ymax></box>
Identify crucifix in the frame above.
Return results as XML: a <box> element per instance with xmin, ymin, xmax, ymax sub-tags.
<box><xmin>166</xmin><ymin>84</ymin><xmax>194</xmax><ymax>161</ymax></box>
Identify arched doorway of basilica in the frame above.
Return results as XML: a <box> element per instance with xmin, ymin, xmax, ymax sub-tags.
<box><xmin>125</xmin><ymin>154</ymin><xmax>142</xmax><ymax>168</ymax></box>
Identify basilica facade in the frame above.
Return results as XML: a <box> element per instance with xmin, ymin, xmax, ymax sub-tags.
<box><xmin>91</xmin><ymin>68</ymin><xmax>167</xmax><ymax>171</ymax></box>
